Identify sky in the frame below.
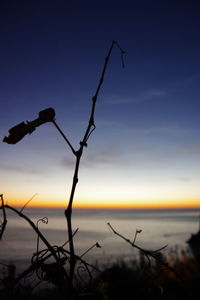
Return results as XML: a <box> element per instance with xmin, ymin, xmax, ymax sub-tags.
<box><xmin>1</xmin><ymin>0</ymin><xmax>200</xmax><ymax>209</ymax></box>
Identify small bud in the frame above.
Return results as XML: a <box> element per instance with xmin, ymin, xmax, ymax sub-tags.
<box><xmin>3</xmin><ymin>108</ymin><xmax>56</xmax><ymax>144</ymax></box>
<box><xmin>96</xmin><ymin>242</ymin><xmax>101</xmax><ymax>248</ymax></box>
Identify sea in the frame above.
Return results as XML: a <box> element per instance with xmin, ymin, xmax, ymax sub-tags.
<box><xmin>0</xmin><ymin>208</ymin><xmax>199</xmax><ymax>275</ymax></box>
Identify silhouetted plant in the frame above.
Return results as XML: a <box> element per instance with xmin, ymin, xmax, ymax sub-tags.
<box><xmin>107</xmin><ymin>222</ymin><xmax>192</xmax><ymax>298</ymax></box>
<box><xmin>1</xmin><ymin>40</ymin><xmax>195</xmax><ymax>300</ymax></box>
<box><xmin>0</xmin><ymin>41</ymin><xmax>125</xmax><ymax>299</ymax></box>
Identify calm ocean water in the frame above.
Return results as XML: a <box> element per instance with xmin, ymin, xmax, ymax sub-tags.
<box><xmin>0</xmin><ymin>208</ymin><xmax>199</xmax><ymax>272</ymax></box>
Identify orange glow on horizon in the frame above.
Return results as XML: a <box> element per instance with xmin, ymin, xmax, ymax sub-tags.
<box><xmin>6</xmin><ymin>195</ymin><xmax>200</xmax><ymax>210</ymax></box>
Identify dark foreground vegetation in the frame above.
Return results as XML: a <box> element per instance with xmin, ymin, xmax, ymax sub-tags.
<box><xmin>1</xmin><ymin>249</ymin><xmax>200</xmax><ymax>300</ymax></box>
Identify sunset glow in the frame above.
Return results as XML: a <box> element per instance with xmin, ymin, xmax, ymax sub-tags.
<box><xmin>6</xmin><ymin>193</ymin><xmax>200</xmax><ymax>210</ymax></box>
<box><xmin>1</xmin><ymin>1</ymin><xmax>200</xmax><ymax>212</ymax></box>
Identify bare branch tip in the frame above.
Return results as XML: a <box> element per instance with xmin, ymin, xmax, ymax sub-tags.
<box><xmin>20</xmin><ymin>193</ymin><xmax>38</xmax><ymax>213</ymax></box>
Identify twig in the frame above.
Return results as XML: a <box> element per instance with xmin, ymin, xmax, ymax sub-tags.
<box><xmin>52</xmin><ymin>120</ymin><xmax>76</xmax><ymax>155</ymax></box>
<box><xmin>133</xmin><ymin>229</ymin><xmax>142</xmax><ymax>244</ymax></box>
<box><xmin>80</xmin><ymin>242</ymin><xmax>101</xmax><ymax>258</ymax></box>
<box><xmin>0</xmin><ymin>194</ymin><xmax>7</xmax><ymax>240</ymax></box>
<box><xmin>114</xmin><ymin>40</ymin><xmax>125</xmax><ymax>68</ymax></box>
<box><xmin>20</xmin><ymin>193</ymin><xmax>38</xmax><ymax>212</ymax></box>
<box><xmin>36</xmin><ymin>217</ymin><xmax>48</xmax><ymax>262</ymax></box>
<box><xmin>61</xmin><ymin>228</ymin><xmax>79</xmax><ymax>248</ymax></box>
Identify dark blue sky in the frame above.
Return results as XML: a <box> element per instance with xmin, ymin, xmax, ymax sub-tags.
<box><xmin>1</xmin><ymin>0</ymin><xmax>200</xmax><ymax>208</ymax></box>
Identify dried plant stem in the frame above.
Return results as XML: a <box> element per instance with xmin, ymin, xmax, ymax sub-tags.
<box><xmin>52</xmin><ymin>120</ymin><xmax>76</xmax><ymax>155</ymax></box>
<box><xmin>80</xmin><ymin>242</ymin><xmax>101</xmax><ymax>258</ymax></box>
<box><xmin>3</xmin><ymin>205</ymin><xmax>65</xmax><ymax>271</ymax></box>
<box><xmin>64</xmin><ymin>41</ymin><xmax>124</xmax><ymax>298</ymax></box>
<box><xmin>0</xmin><ymin>194</ymin><xmax>7</xmax><ymax>240</ymax></box>
<box><xmin>14</xmin><ymin>240</ymin><xmax>99</xmax><ymax>286</ymax></box>
<box><xmin>20</xmin><ymin>193</ymin><xmax>38</xmax><ymax>213</ymax></box>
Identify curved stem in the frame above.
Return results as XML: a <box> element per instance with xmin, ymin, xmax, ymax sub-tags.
<box><xmin>4</xmin><ymin>205</ymin><xmax>60</xmax><ymax>264</ymax></box>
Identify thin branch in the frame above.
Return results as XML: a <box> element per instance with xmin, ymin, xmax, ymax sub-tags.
<box><xmin>61</xmin><ymin>228</ymin><xmax>79</xmax><ymax>248</ymax></box>
<box><xmin>85</xmin><ymin>125</ymin><xmax>96</xmax><ymax>144</ymax></box>
<box><xmin>80</xmin><ymin>242</ymin><xmax>101</xmax><ymax>258</ymax></box>
<box><xmin>81</xmin><ymin>40</ymin><xmax>125</xmax><ymax>146</ymax></box>
<box><xmin>133</xmin><ymin>229</ymin><xmax>142</xmax><ymax>244</ymax></box>
<box><xmin>0</xmin><ymin>194</ymin><xmax>7</xmax><ymax>240</ymax></box>
<box><xmin>1</xmin><ymin>205</ymin><xmax>60</xmax><ymax>264</ymax></box>
<box><xmin>114</xmin><ymin>40</ymin><xmax>125</xmax><ymax>68</ymax></box>
<box><xmin>36</xmin><ymin>217</ymin><xmax>48</xmax><ymax>262</ymax></box>
<box><xmin>151</xmin><ymin>245</ymin><xmax>168</xmax><ymax>253</ymax></box>
<box><xmin>52</xmin><ymin>120</ymin><xmax>76</xmax><ymax>155</ymax></box>
<box><xmin>20</xmin><ymin>193</ymin><xmax>38</xmax><ymax>213</ymax></box>
<box><xmin>64</xmin><ymin>41</ymin><xmax>125</xmax><ymax>295</ymax></box>
<box><xmin>107</xmin><ymin>222</ymin><xmax>186</xmax><ymax>284</ymax></box>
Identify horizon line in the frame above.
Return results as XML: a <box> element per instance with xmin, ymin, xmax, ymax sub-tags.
<box><xmin>12</xmin><ymin>204</ymin><xmax>200</xmax><ymax>210</ymax></box>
